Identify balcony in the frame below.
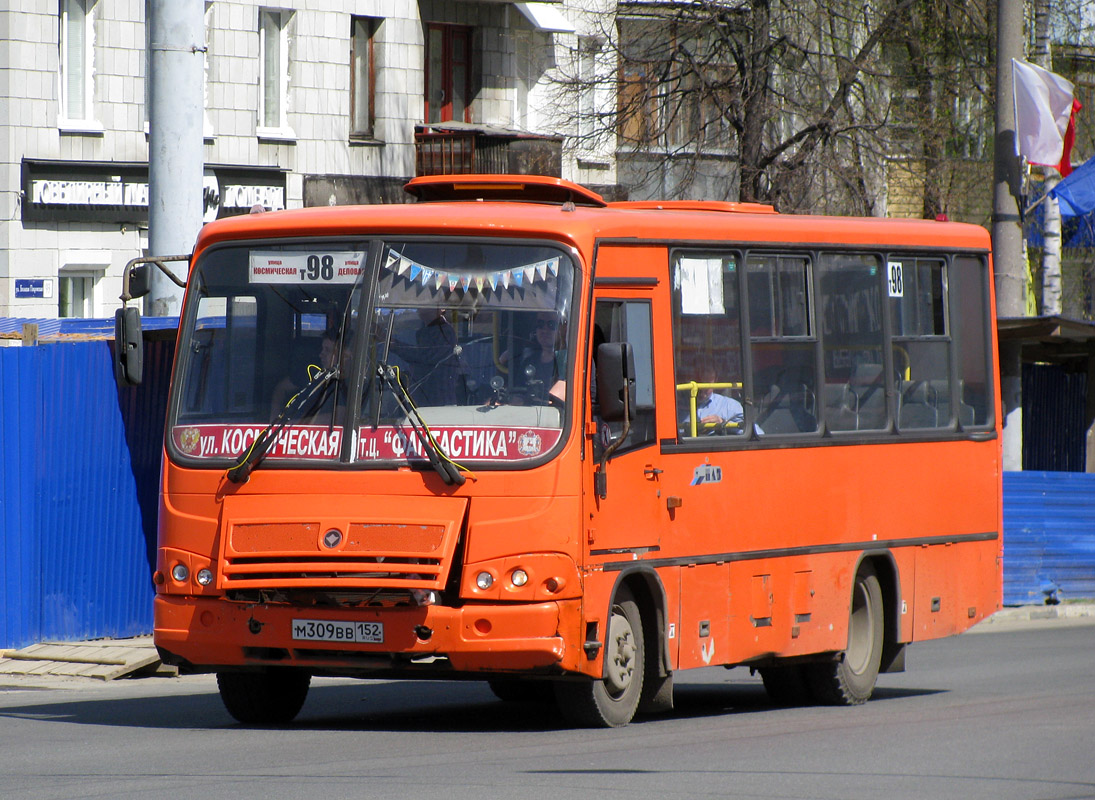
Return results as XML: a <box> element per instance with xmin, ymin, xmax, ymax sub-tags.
<box><xmin>415</xmin><ymin>122</ymin><xmax>563</xmax><ymax>178</ymax></box>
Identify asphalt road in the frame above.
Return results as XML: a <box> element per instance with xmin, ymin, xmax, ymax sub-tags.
<box><xmin>1</xmin><ymin>617</ymin><xmax>1093</xmax><ymax>800</ymax></box>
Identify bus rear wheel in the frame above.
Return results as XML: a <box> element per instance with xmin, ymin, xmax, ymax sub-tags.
<box><xmin>555</xmin><ymin>586</ymin><xmax>645</xmax><ymax>728</ymax></box>
<box><xmin>806</xmin><ymin>565</ymin><xmax>884</xmax><ymax>705</ymax></box>
<box><xmin>216</xmin><ymin>669</ymin><xmax>311</xmax><ymax>724</ymax></box>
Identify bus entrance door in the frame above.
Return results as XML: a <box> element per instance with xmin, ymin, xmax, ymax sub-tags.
<box><xmin>587</xmin><ymin>293</ymin><xmax>663</xmax><ymax>555</ymax></box>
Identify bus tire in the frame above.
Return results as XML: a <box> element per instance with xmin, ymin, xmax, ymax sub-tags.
<box><xmin>555</xmin><ymin>586</ymin><xmax>644</xmax><ymax>728</ymax></box>
<box><xmin>806</xmin><ymin>565</ymin><xmax>884</xmax><ymax>705</ymax></box>
<box><xmin>760</xmin><ymin>664</ymin><xmax>812</xmax><ymax>706</ymax></box>
<box><xmin>216</xmin><ymin>669</ymin><xmax>311</xmax><ymax>724</ymax></box>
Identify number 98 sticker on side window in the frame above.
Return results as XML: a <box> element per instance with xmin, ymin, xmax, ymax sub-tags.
<box><xmin>292</xmin><ymin>619</ymin><xmax>384</xmax><ymax>644</ymax></box>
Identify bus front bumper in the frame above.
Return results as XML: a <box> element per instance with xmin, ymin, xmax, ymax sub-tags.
<box><xmin>154</xmin><ymin>595</ymin><xmax>576</xmax><ymax>675</ymax></box>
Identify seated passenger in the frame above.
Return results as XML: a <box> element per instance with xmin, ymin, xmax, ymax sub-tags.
<box><xmin>680</xmin><ymin>369</ymin><xmax>760</xmax><ymax>435</ymax></box>
<box><xmin>684</xmin><ymin>382</ymin><xmax>745</xmax><ymax>431</ymax></box>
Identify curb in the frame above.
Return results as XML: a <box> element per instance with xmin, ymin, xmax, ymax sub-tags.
<box><xmin>972</xmin><ymin>602</ymin><xmax>1095</xmax><ymax>630</ymax></box>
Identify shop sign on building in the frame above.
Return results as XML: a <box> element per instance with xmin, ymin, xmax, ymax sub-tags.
<box><xmin>22</xmin><ymin>160</ymin><xmax>287</xmax><ymax>224</ymax></box>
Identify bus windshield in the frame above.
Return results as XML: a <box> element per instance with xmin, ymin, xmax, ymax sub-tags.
<box><xmin>168</xmin><ymin>238</ymin><xmax>576</xmax><ymax>469</ymax></box>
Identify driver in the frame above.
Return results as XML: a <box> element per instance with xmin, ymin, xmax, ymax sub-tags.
<box><xmin>515</xmin><ymin>312</ymin><xmax>566</xmax><ymax>402</ymax></box>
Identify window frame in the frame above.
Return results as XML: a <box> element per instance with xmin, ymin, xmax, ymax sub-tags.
<box><xmin>57</xmin><ymin>272</ymin><xmax>97</xmax><ymax>319</ymax></box>
<box><xmin>59</xmin><ymin>0</ymin><xmax>100</xmax><ymax>132</ymax></box>
<box><xmin>424</xmin><ymin>24</ymin><xmax>472</xmax><ymax>124</ymax></box>
<box><xmin>258</xmin><ymin>8</ymin><xmax>294</xmax><ymax>140</ymax></box>
<box><xmin>350</xmin><ymin>15</ymin><xmax>378</xmax><ymax>140</ymax></box>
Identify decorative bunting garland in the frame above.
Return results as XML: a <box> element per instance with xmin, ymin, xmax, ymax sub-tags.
<box><xmin>384</xmin><ymin>253</ymin><xmax>560</xmax><ymax>294</ymax></box>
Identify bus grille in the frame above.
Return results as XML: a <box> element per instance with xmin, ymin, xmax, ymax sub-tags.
<box><xmin>221</xmin><ymin>521</ymin><xmax>450</xmax><ymax>591</ymax></box>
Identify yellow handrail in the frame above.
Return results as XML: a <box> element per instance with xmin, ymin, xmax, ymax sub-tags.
<box><xmin>676</xmin><ymin>381</ymin><xmax>743</xmax><ymax>437</ymax></box>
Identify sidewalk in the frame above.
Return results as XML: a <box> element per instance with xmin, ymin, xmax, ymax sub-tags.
<box><xmin>968</xmin><ymin>601</ymin><xmax>1095</xmax><ymax>632</ymax></box>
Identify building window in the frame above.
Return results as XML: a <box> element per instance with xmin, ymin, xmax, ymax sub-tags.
<box><xmin>351</xmin><ymin>16</ymin><xmax>377</xmax><ymax>138</ymax></box>
<box><xmin>259</xmin><ymin>8</ymin><xmax>292</xmax><ymax>135</ymax></box>
<box><xmin>616</xmin><ymin>16</ymin><xmax>731</xmax><ymax>151</ymax></box>
<box><xmin>577</xmin><ymin>38</ymin><xmax>599</xmax><ymax>142</ymax></box>
<box><xmin>58</xmin><ymin>274</ymin><xmax>95</xmax><ymax>318</ymax></box>
<box><xmin>425</xmin><ymin>24</ymin><xmax>471</xmax><ymax>124</ymax></box>
<box><xmin>60</xmin><ymin>0</ymin><xmax>96</xmax><ymax>125</ymax></box>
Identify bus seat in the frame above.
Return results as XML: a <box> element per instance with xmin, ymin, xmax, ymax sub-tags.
<box><xmin>958</xmin><ymin>380</ymin><xmax>977</xmax><ymax>427</ymax></box>
<box><xmin>758</xmin><ymin>380</ymin><xmax>817</xmax><ymax>434</ymax></box>
<box><xmin>898</xmin><ymin>380</ymin><xmax>937</xmax><ymax>429</ymax></box>
<box><xmin>823</xmin><ymin>383</ymin><xmax>858</xmax><ymax>432</ymax></box>
<box><xmin>850</xmin><ymin>363</ymin><xmax>886</xmax><ymax>430</ymax></box>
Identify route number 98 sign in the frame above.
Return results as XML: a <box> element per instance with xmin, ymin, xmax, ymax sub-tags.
<box><xmin>887</xmin><ymin>260</ymin><xmax>904</xmax><ymax>298</ymax></box>
<box><xmin>250</xmin><ymin>250</ymin><xmax>366</xmax><ymax>284</ymax></box>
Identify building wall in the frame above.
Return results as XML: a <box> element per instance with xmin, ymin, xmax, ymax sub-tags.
<box><xmin>1</xmin><ymin>1</ymin><xmax>593</xmax><ymax>320</ymax></box>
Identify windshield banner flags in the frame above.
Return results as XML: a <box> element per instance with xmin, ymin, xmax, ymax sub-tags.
<box><xmin>386</xmin><ymin>254</ymin><xmax>560</xmax><ymax>294</ymax></box>
<box><xmin>1012</xmin><ymin>59</ymin><xmax>1082</xmax><ymax>176</ymax></box>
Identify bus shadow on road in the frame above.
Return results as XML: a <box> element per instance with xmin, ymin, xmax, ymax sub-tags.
<box><xmin>667</xmin><ymin>680</ymin><xmax>945</xmax><ymax>721</ymax></box>
<box><xmin>0</xmin><ymin>678</ymin><xmax>946</xmax><ymax>733</ymax></box>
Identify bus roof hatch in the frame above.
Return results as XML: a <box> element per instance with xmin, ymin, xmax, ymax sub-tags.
<box><xmin>404</xmin><ymin>174</ymin><xmax>608</xmax><ymax>208</ymax></box>
<box><xmin>608</xmin><ymin>200</ymin><xmax>777</xmax><ymax>214</ymax></box>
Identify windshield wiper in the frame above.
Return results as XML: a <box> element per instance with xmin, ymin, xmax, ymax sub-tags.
<box><xmin>376</xmin><ymin>362</ymin><xmax>465</xmax><ymax>486</ymax></box>
<box><xmin>225</xmin><ymin>365</ymin><xmax>339</xmax><ymax>484</ymax></box>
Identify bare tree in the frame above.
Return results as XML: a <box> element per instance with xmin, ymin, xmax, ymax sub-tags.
<box><xmin>553</xmin><ymin>0</ymin><xmax>996</xmax><ymax>218</ymax></box>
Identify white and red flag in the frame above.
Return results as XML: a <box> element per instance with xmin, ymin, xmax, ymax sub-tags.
<box><xmin>1012</xmin><ymin>58</ymin><xmax>1082</xmax><ymax>176</ymax></box>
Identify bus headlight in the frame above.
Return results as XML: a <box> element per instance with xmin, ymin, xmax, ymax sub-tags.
<box><xmin>196</xmin><ymin>568</ymin><xmax>214</xmax><ymax>586</ymax></box>
<box><xmin>171</xmin><ymin>563</ymin><xmax>189</xmax><ymax>583</ymax></box>
<box><xmin>463</xmin><ymin>554</ymin><xmax>581</xmax><ymax>601</ymax></box>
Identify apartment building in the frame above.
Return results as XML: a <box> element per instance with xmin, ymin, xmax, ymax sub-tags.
<box><xmin>1</xmin><ymin>0</ymin><xmax>617</xmax><ymax>319</ymax></box>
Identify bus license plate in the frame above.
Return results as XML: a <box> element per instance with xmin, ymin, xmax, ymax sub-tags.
<box><xmin>291</xmin><ymin>619</ymin><xmax>384</xmax><ymax>644</ymax></box>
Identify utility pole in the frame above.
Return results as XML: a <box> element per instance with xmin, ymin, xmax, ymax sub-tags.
<box><xmin>146</xmin><ymin>0</ymin><xmax>205</xmax><ymax>317</ymax></box>
<box><xmin>1033</xmin><ymin>1</ymin><xmax>1063</xmax><ymax>316</ymax></box>
<box><xmin>993</xmin><ymin>0</ymin><xmax>1025</xmax><ymax>471</ymax></box>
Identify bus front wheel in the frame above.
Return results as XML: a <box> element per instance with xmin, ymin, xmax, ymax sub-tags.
<box><xmin>216</xmin><ymin>669</ymin><xmax>311</xmax><ymax>724</ymax></box>
<box><xmin>806</xmin><ymin>565</ymin><xmax>884</xmax><ymax>705</ymax></box>
<box><xmin>555</xmin><ymin>586</ymin><xmax>645</xmax><ymax>728</ymax></box>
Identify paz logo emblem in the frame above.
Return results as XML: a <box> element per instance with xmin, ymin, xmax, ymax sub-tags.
<box><xmin>322</xmin><ymin>529</ymin><xmax>343</xmax><ymax>549</ymax></box>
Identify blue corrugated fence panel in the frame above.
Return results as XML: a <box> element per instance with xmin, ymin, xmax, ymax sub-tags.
<box><xmin>0</xmin><ymin>341</ymin><xmax>157</xmax><ymax>649</ymax></box>
<box><xmin>0</xmin><ymin>347</ymin><xmax>43</xmax><ymax>648</ymax></box>
<box><xmin>1003</xmin><ymin>471</ymin><xmax>1095</xmax><ymax>605</ymax></box>
<box><xmin>36</xmin><ymin>342</ymin><xmax>153</xmax><ymax>642</ymax></box>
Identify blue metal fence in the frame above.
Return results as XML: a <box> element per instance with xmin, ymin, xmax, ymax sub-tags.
<box><xmin>1003</xmin><ymin>470</ymin><xmax>1095</xmax><ymax>605</ymax></box>
<box><xmin>3</xmin><ymin>337</ymin><xmax>1093</xmax><ymax>648</ymax></box>
<box><xmin>0</xmin><ymin>339</ymin><xmax>171</xmax><ymax>649</ymax></box>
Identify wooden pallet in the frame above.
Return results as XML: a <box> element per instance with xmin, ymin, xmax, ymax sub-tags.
<box><xmin>0</xmin><ymin>638</ymin><xmax>170</xmax><ymax>681</ymax></box>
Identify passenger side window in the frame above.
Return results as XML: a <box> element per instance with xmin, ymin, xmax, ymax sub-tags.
<box><xmin>951</xmin><ymin>256</ymin><xmax>994</xmax><ymax>427</ymax></box>
<box><xmin>748</xmin><ymin>254</ymin><xmax>818</xmax><ymax>434</ymax></box>
<box><xmin>670</xmin><ymin>252</ymin><xmax>752</xmax><ymax>440</ymax></box>
<box><xmin>819</xmin><ymin>253</ymin><xmax>887</xmax><ymax>432</ymax></box>
<box><xmin>889</xmin><ymin>257</ymin><xmax>951</xmax><ymax>429</ymax></box>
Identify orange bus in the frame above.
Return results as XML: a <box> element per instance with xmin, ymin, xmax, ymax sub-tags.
<box><xmin>116</xmin><ymin>175</ymin><xmax>1001</xmax><ymax>728</ymax></box>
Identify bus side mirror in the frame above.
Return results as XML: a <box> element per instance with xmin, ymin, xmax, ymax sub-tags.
<box><xmin>596</xmin><ymin>341</ymin><xmax>635</xmax><ymax>423</ymax></box>
<box><xmin>114</xmin><ymin>306</ymin><xmax>144</xmax><ymax>386</ymax></box>
<box><xmin>126</xmin><ymin>263</ymin><xmax>152</xmax><ymax>300</ymax></box>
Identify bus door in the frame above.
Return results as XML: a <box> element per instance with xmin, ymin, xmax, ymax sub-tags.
<box><xmin>586</xmin><ymin>270</ymin><xmax>669</xmax><ymax>556</ymax></box>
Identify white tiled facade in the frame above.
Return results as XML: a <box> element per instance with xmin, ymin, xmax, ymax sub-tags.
<box><xmin>1</xmin><ymin>0</ymin><xmax>614</xmax><ymax>319</ymax></box>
